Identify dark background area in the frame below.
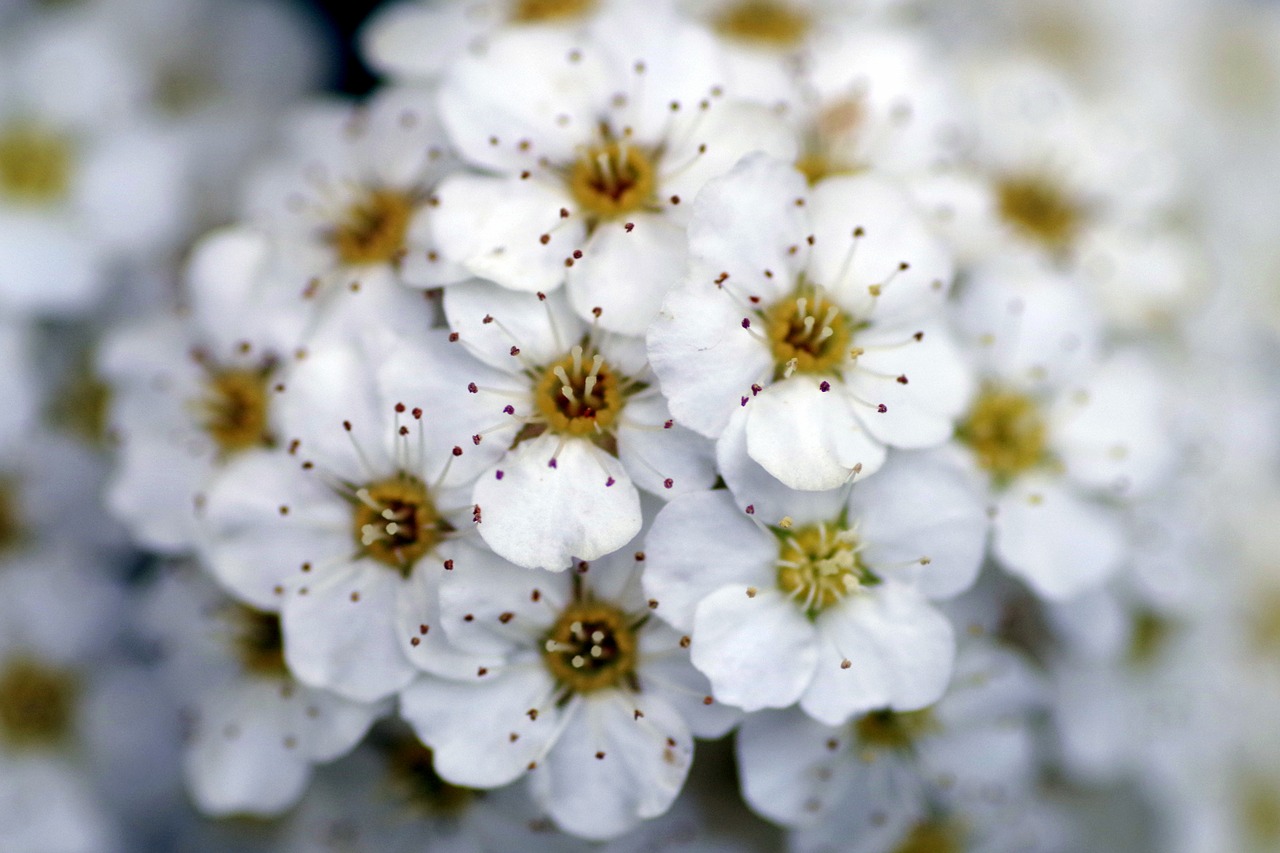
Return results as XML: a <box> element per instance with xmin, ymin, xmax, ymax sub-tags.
<box><xmin>302</xmin><ymin>0</ymin><xmax>389</xmax><ymax>95</ymax></box>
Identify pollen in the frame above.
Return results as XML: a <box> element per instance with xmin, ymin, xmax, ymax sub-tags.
<box><xmin>0</xmin><ymin>657</ymin><xmax>78</xmax><ymax>748</ymax></box>
<box><xmin>765</xmin><ymin>285</ymin><xmax>854</xmax><ymax>379</ymax></box>
<box><xmin>199</xmin><ymin>366</ymin><xmax>274</xmax><ymax>455</ymax></box>
<box><xmin>854</xmin><ymin>707</ymin><xmax>939</xmax><ymax>751</ymax></box>
<box><xmin>567</xmin><ymin>141</ymin><xmax>657</xmax><ymax>221</ymax></box>
<box><xmin>542</xmin><ymin>600</ymin><xmax>638</xmax><ymax>693</ymax></box>
<box><xmin>226</xmin><ymin>605</ymin><xmax>288</xmax><ymax>677</ymax></box>
<box><xmin>533</xmin><ymin>344</ymin><xmax>623</xmax><ymax>437</ymax></box>
<box><xmin>996</xmin><ymin>174</ymin><xmax>1082</xmax><ymax>251</ymax></box>
<box><xmin>0</xmin><ymin>121</ymin><xmax>73</xmax><ymax>205</ymax></box>
<box><xmin>712</xmin><ymin>0</ymin><xmax>812</xmax><ymax>48</ymax></box>
<box><xmin>510</xmin><ymin>0</ymin><xmax>598</xmax><ymax>23</ymax></box>
<box><xmin>352</xmin><ymin>474</ymin><xmax>448</xmax><ymax>573</ymax></box>
<box><xmin>327</xmin><ymin>187</ymin><xmax>416</xmax><ymax>266</ymax></box>
<box><xmin>776</xmin><ymin>522</ymin><xmax>873</xmax><ymax>616</ymax></box>
<box><xmin>956</xmin><ymin>385</ymin><xmax>1049</xmax><ymax>483</ymax></box>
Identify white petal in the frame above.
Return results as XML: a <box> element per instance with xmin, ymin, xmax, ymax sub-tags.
<box><xmin>643</xmin><ymin>490</ymin><xmax>777</xmax><ymax>630</ymax></box>
<box><xmin>637</xmin><ymin>621</ymin><xmax>742</xmax><ymax>738</ymax></box>
<box><xmin>534</xmin><ymin>693</ymin><xmax>692</xmax><ymax>840</ymax></box>
<box><xmin>849</xmin><ymin>450</ymin><xmax>988</xmax><ymax>600</ymax></box>
<box><xmin>473</xmin><ymin>434</ymin><xmax>641</xmax><ymax>570</ymax></box>
<box><xmin>615</xmin><ymin>394</ymin><xmax>717</xmax><ymax>498</ymax></box>
<box><xmin>566</xmin><ymin>213</ymin><xmax>686</xmax><ymax>336</ymax></box>
<box><xmin>690</xmin><ymin>587</ymin><xmax>817</xmax><ymax>711</ymax></box>
<box><xmin>399</xmin><ymin>669</ymin><xmax>559</xmax><ymax>788</ymax></box>
<box><xmin>282</xmin><ymin>562</ymin><xmax>417</xmax><ymax>702</ymax></box>
<box><xmin>0</xmin><ymin>211</ymin><xmax>102</xmax><ymax>316</ymax></box>
<box><xmin>433</xmin><ymin>173</ymin><xmax>583</xmax><ymax>294</ymax></box>
<box><xmin>394</xmin><ymin>541</ymin><xmax>503</xmax><ymax>679</ymax></box>
<box><xmin>442</xmin><ymin>279</ymin><xmax>586</xmax><ymax>371</ymax></box>
<box><xmin>737</xmin><ymin>708</ymin><xmax>854</xmax><ymax>828</ymax></box>
<box><xmin>991</xmin><ymin>477</ymin><xmax>1126</xmax><ymax>600</ymax></box>
<box><xmin>359</xmin><ymin>2</ymin><xmax>487</xmax><ymax>80</ymax></box>
<box><xmin>436</xmin><ymin>544</ymin><xmax>567</xmax><ymax>657</ymax></box>
<box><xmin>801</xmin><ymin>584</ymin><xmax>955</xmax><ymax>725</ymax></box>
<box><xmin>745</xmin><ymin>377</ymin><xmax>887</xmax><ymax>491</ymax></box>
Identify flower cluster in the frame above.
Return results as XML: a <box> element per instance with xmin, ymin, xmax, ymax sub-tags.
<box><xmin>5</xmin><ymin>0</ymin><xmax>1280</xmax><ymax>850</ymax></box>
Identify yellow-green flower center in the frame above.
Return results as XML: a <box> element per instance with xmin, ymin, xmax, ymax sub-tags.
<box><xmin>352</xmin><ymin>474</ymin><xmax>447</xmax><ymax>574</ymax></box>
<box><xmin>542</xmin><ymin>600</ymin><xmax>637</xmax><ymax>694</ymax></box>
<box><xmin>956</xmin><ymin>385</ymin><xmax>1049</xmax><ymax>484</ymax></box>
<box><xmin>855</xmin><ymin>707</ymin><xmax>939</xmax><ymax>751</ymax></box>
<box><xmin>765</xmin><ymin>286</ymin><xmax>854</xmax><ymax>379</ymax></box>
<box><xmin>795</xmin><ymin>99</ymin><xmax>867</xmax><ymax>185</ymax></box>
<box><xmin>712</xmin><ymin>0</ymin><xmax>811</xmax><ymax>48</ymax></box>
<box><xmin>0</xmin><ymin>658</ymin><xmax>77</xmax><ymax>748</ymax></box>
<box><xmin>0</xmin><ymin>122</ymin><xmax>73</xmax><ymax>205</ymax></box>
<box><xmin>227</xmin><ymin>606</ymin><xmax>288</xmax><ymax>677</ymax></box>
<box><xmin>384</xmin><ymin>734</ymin><xmax>477</xmax><ymax>816</ymax></box>
<box><xmin>200</xmin><ymin>366</ymin><xmax>275</xmax><ymax>455</ymax></box>
<box><xmin>891</xmin><ymin>817</ymin><xmax>964</xmax><ymax>853</ymax></box>
<box><xmin>533</xmin><ymin>345</ymin><xmax>623</xmax><ymax>438</ymax></box>
<box><xmin>327</xmin><ymin>188</ymin><xmax>416</xmax><ymax>266</ymax></box>
<box><xmin>568</xmin><ymin>141</ymin><xmax>658</xmax><ymax>222</ymax></box>
<box><xmin>511</xmin><ymin>0</ymin><xmax>598</xmax><ymax>23</ymax></box>
<box><xmin>776</xmin><ymin>522</ymin><xmax>871</xmax><ymax>616</ymax></box>
<box><xmin>996</xmin><ymin>174</ymin><xmax>1082</xmax><ymax>251</ymax></box>
<box><xmin>0</xmin><ymin>478</ymin><xmax>23</xmax><ymax>555</ymax></box>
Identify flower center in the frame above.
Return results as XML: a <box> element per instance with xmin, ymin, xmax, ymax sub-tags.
<box><xmin>1127</xmin><ymin>609</ymin><xmax>1176</xmax><ymax>668</ymax></box>
<box><xmin>996</xmin><ymin>174</ymin><xmax>1082</xmax><ymax>250</ymax></box>
<box><xmin>200</xmin><ymin>366</ymin><xmax>274</xmax><ymax>455</ymax></box>
<box><xmin>765</xmin><ymin>286</ymin><xmax>854</xmax><ymax>379</ymax></box>
<box><xmin>795</xmin><ymin>99</ymin><xmax>866</xmax><ymax>185</ymax></box>
<box><xmin>568</xmin><ymin>141</ymin><xmax>657</xmax><ymax>221</ymax></box>
<box><xmin>776</xmin><ymin>522</ymin><xmax>872</xmax><ymax>616</ymax></box>
<box><xmin>891</xmin><ymin>818</ymin><xmax>964</xmax><ymax>853</ymax></box>
<box><xmin>510</xmin><ymin>0</ymin><xmax>597</xmax><ymax>23</ymax></box>
<box><xmin>956</xmin><ymin>385</ymin><xmax>1048</xmax><ymax>483</ymax></box>
<box><xmin>327</xmin><ymin>188</ymin><xmax>416</xmax><ymax>266</ymax></box>
<box><xmin>384</xmin><ymin>734</ymin><xmax>477</xmax><ymax>816</ymax></box>
<box><xmin>855</xmin><ymin>707</ymin><xmax>939</xmax><ymax>751</ymax></box>
<box><xmin>712</xmin><ymin>0</ymin><xmax>811</xmax><ymax>48</ymax></box>
<box><xmin>542</xmin><ymin>600</ymin><xmax>638</xmax><ymax>694</ymax></box>
<box><xmin>227</xmin><ymin>606</ymin><xmax>288</xmax><ymax>677</ymax></box>
<box><xmin>533</xmin><ymin>344</ymin><xmax>623</xmax><ymax>437</ymax></box>
<box><xmin>352</xmin><ymin>474</ymin><xmax>447</xmax><ymax>573</ymax></box>
<box><xmin>0</xmin><ymin>479</ymin><xmax>23</xmax><ymax>555</ymax></box>
<box><xmin>0</xmin><ymin>658</ymin><xmax>77</xmax><ymax>748</ymax></box>
<box><xmin>0</xmin><ymin>121</ymin><xmax>73</xmax><ymax>205</ymax></box>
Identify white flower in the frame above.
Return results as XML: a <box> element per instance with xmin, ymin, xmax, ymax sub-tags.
<box><xmin>399</xmin><ymin>543</ymin><xmax>738</xmax><ymax>840</ymax></box>
<box><xmin>196</xmin><ymin>326</ymin><xmax>491</xmax><ymax>702</ymax></box>
<box><xmin>412</xmin><ymin>280</ymin><xmax>715</xmax><ymax>571</ymax></box>
<box><xmin>648</xmin><ymin>153</ymin><xmax>970</xmax><ymax>490</ymax></box>
<box><xmin>735</xmin><ymin>641</ymin><xmax>1044</xmax><ymax>830</ymax></box>
<box><xmin>137</xmin><ymin>565</ymin><xmax>388</xmax><ymax>817</ymax></box>
<box><xmin>431</xmin><ymin>25</ymin><xmax>795</xmax><ymax>335</ymax></box>
<box><xmin>952</xmin><ymin>263</ymin><xmax>1175</xmax><ymax>599</ymax></box>
<box><xmin>643</xmin><ymin>449</ymin><xmax>985</xmax><ymax>723</ymax></box>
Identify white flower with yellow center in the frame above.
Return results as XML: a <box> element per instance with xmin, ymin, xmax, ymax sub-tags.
<box><xmin>736</xmin><ymin>641</ymin><xmax>1043</xmax><ymax>830</ymax></box>
<box><xmin>430</xmin><ymin>24</ymin><xmax>795</xmax><ymax>335</ymax></box>
<box><xmin>101</xmin><ymin>227</ymin><xmax>312</xmax><ymax>553</ymax></box>
<box><xmin>0</xmin><ymin>13</ymin><xmax>188</xmax><ymax>316</ymax></box>
<box><xmin>239</xmin><ymin>86</ymin><xmax>466</xmax><ymax>302</ymax></box>
<box><xmin>399</xmin><ymin>543</ymin><xmax>738</xmax><ymax>840</ymax></box>
<box><xmin>648</xmin><ymin>153</ymin><xmax>971</xmax><ymax>491</ymax></box>
<box><xmin>407</xmin><ymin>280</ymin><xmax>716</xmax><ymax>571</ymax></box>
<box><xmin>137</xmin><ymin>566</ymin><xmax>388</xmax><ymax>818</ymax></box>
<box><xmin>643</xmin><ymin>449</ymin><xmax>986</xmax><ymax>723</ymax></box>
<box><xmin>952</xmin><ymin>263</ymin><xmax>1175</xmax><ymax>599</ymax></box>
<box><xmin>195</xmin><ymin>326</ymin><xmax>494</xmax><ymax>703</ymax></box>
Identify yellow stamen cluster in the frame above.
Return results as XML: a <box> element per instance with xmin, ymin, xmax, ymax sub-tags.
<box><xmin>0</xmin><ymin>658</ymin><xmax>77</xmax><ymax>748</ymax></box>
<box><xmin>996</xmin><ymin>175</ymin><xmax>1082</xmax><ymax>251</ymax></box>
<box><xmin>352</xmin><ymin>474</ymin><xmax>445</xmax><ymax>573</ymax></box>
<box><xmin>511</xmin><ymin>0</ymin><xmax>598</xmax><ymax>23</ymax></box>
<box><xmin>386</xmin><ymin>736</ymin><xmax>476</xmax><ymax>816</ymax></box>
<box><xmin>765</xmin><ymin>286</ymin><xmax>854</xmax><ymax>379</ymax></box>
<box><xmin>200</xmin><ymin>367</ymin><xmax>274</xmax><ymax>455</ymax></box>
<box><xmin>328</xmin><ymin>188</ymin><xmax>416</xmax><ymax>266</ymax></box>
<box><xmin>568</xmin><ymin>141</ymin><xmax>657</xmax><ymax>221</ymax></box>
<box><xmin>228</xmin><ymin>606</ymin><xmax>288</xmax><ymax>677</ymax></box>
<box><xmin>533</xmin><ymin>344</ymin><xmax>622</xmax><ymax>437</ymax></box>
<box><xmin>542</xmin><ymin>600</ymin><xmax>637</xmax><ymax>693</ymax></box>
<box><xmin>0</xmin><ymin>122</ymin><xmax>73</xmax><ymax>205</ymax></box>
<box><xmin>891</xmin><ymin>818</ymin><xmax>964</xmax><ymax>853</ymax></box>
<box><xmin>776</xmin><ymin>523</ymin><xmax>870</xmax><ymax>616</ymax></box>
<box><xmin>712</xmin><ymin>0</ymin><xmax>811</xmax><ymax>48</ymax></box>
<box><xmin>956</xmin><ymin>385</ymin><xmax>1049</xmax><ymax>484</ymax></box>
<box><xmin>855</xmin><ymin>707</ymin><xmax>939</xmax><ymax>751</ymax></box>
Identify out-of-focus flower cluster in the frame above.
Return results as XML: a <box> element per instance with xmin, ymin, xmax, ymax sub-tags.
<box><xmin>4</xmin><ymin>0</ymin><xmax>1280</xmax><ymax>850</ymax></box>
